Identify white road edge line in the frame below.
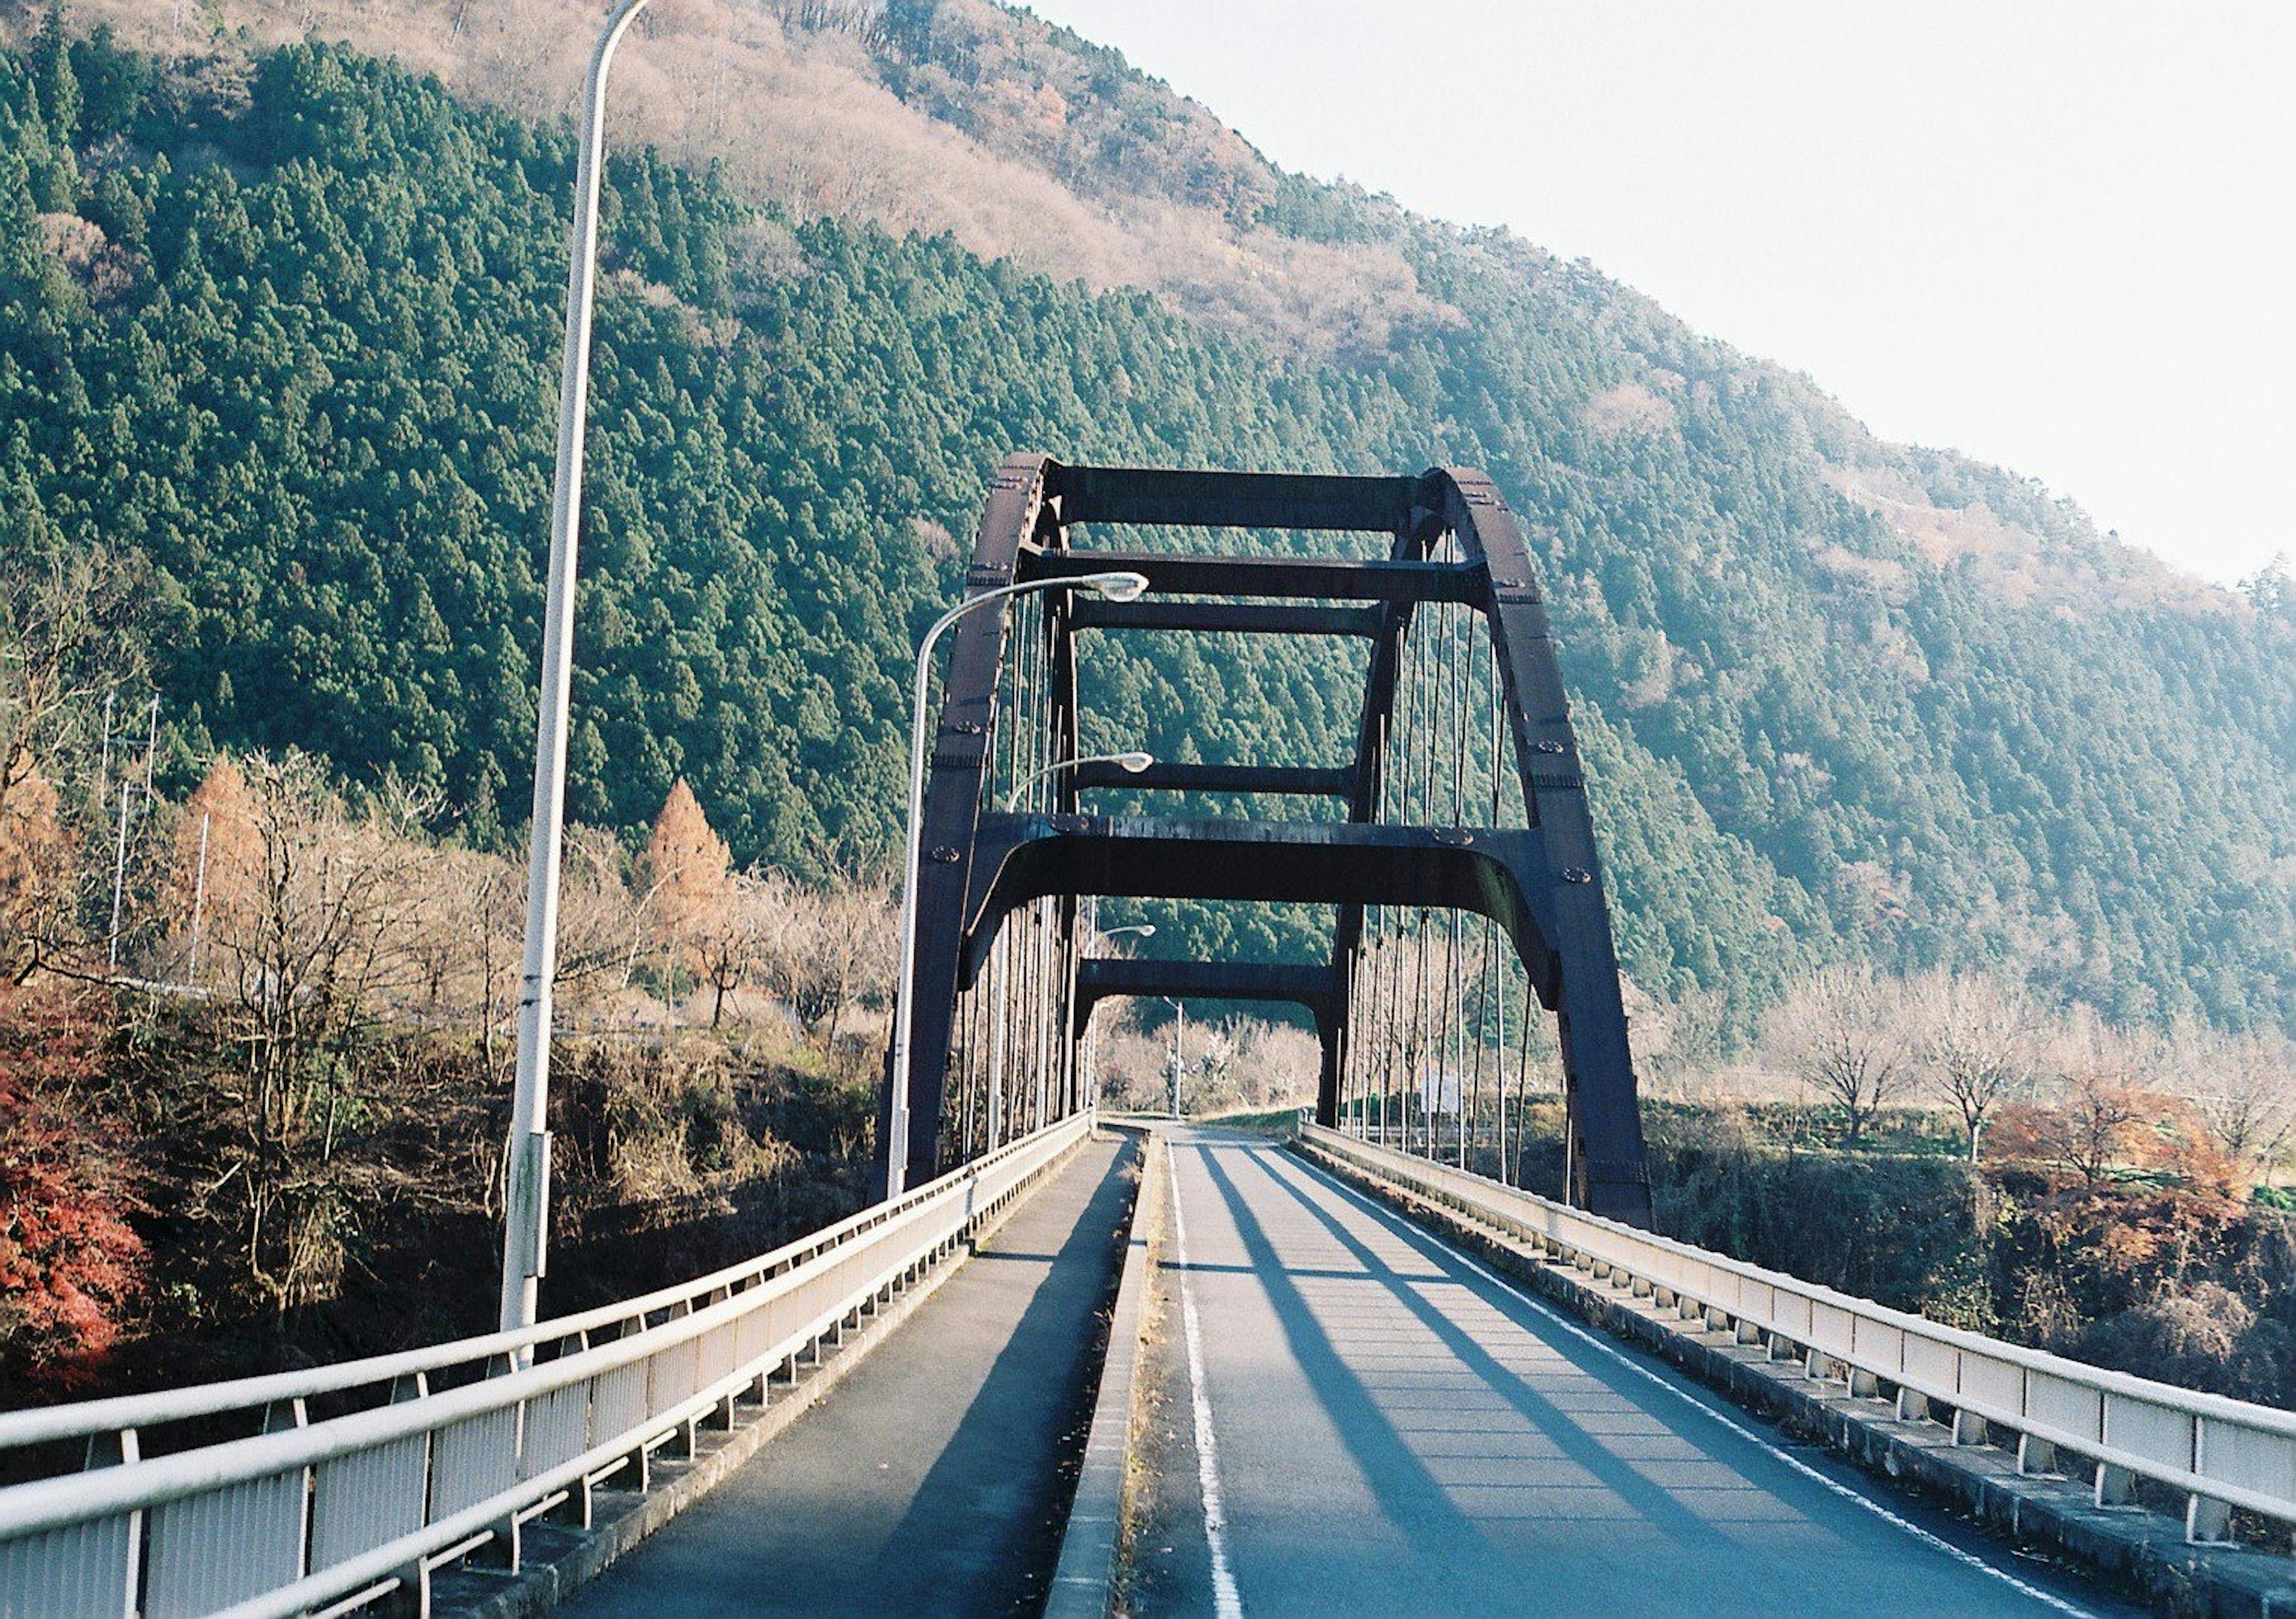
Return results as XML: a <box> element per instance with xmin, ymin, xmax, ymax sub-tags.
<box><xmin>1290</xmin><ymin>1150</ymin><xmax>2107</xmax><ymax>1619</ymax></box>
<box><xmin>1168</xmin><ymin>1138</ymin><xmax>1245</xmax><ymax>1619</ymax></box>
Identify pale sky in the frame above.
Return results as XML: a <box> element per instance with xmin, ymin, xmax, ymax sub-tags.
<box><xmin>1028</xmin><ymin>1</ymin><xmax>2295</xmax><ymax>589</ymax></box>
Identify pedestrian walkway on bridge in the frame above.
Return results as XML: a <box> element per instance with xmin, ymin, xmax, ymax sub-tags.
<box><xmin>552</xmin><ymin>1133</ymin><xmax>1135</xmax><ymax>1619</ymax></box>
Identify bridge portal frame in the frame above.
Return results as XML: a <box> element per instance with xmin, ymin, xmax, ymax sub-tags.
<box><xmin>887</xmin><ymin>456</ymin><xmax>1653</xmax><ymax>1224</ymax></box>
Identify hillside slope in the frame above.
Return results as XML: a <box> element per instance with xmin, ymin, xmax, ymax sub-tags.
<box><xmin>1</xmin><ymin>9</ymin><xmax>2291</xmax><ymax>1038</ymax></box>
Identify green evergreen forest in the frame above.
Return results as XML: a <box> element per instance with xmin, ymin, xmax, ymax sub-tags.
<box><xmin>3</xmin><ymin>26</ymin><xmax>2292</xmax><ymax>1038</ymax></box>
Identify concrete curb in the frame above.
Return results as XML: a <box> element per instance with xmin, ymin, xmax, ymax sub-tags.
<box><xmin>1045</xmin><ymin>1127</ymin><xmax>1168</xmax><ymax>1619</ymax></box>
<box><xmin>1296</xmin><ymin>1138</ymin><xmax>2296</xmax><ymax>1619</ymax></box>
<box><xmin>433</xmin><ymin>1136</ymin><xmax>1091</xmax><ymax>1619</ymax></box>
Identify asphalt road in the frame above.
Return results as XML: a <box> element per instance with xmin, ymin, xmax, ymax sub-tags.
<box><xmin>554</xmin><ymin>1133</ymin><xmax>1135</xmax><ymax>1619</ymax></box>
<box><xmin>1132</xmin><ymin>1128</ymin><xmax>2142</xmax><ymax>1619</ymax></box>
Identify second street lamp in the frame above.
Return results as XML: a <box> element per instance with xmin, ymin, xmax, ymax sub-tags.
<box><xmin>1004</xmin><ymin>750</ymin><xmax>1153</xmax><ymax>810</ymax></box>
<box><xmin>886</xmin><ymin>569</ymin><xmax>1147</xmax><ymax>1198</ymax></box>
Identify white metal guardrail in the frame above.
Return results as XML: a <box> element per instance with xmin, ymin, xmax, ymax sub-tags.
<box><xmin>0</xmin><ymin>1115</ymin><xmax>1090</xmax><ymax>1619</ymax></box>
<box><xmin>1304</xmin><ymin>1123</ymin><xmax>2296</xmax><ymax>1545</ymax></box>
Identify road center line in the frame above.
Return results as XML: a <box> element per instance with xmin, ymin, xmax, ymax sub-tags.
<box><xmin>1293</xmin><ymin>1151</ymin><xmax>2107</xmax><ymax>1619</ymax></box>
<box><xmin>1167</xmin><ymin>1138</ymin><xmax>1245</xmax><ymax>1619</ymax></box>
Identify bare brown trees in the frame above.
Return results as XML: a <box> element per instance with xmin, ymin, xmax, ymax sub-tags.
<box><xmin>753</xmin><ymin>866</ymin><xmax>892</xmax><ymax>1043</ymax></box>
<box><xmin>190</xmin><ymin>755</ymin><xmax>436</xmax><ymax>1311</ymax></box>
<box><xmin>1764</xmin><ymin>964</ymin><xmax>1910</xmax><ymax>1148</ymax></box>
<box><xmin>1914</xmin><ymin>969</ymin><xmax>2045</xmax><ymax>1160</ymax></box>
<box><xmin>2181</xmin><ymin>1029</ymin><xmax>2296</xmax><ymax>1181</ymax></box>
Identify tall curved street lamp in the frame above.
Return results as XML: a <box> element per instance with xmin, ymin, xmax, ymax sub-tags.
<box><xmin>886</xmin><ymin>571</ymin><xmax>1148</xmax><ymax>1198</ymax></box>
<box><xmin>499</xmin><ymin>0</ymin><xmax>655</xmax><ymax>1339</ymax></box>
<box><xmin>1004</xmin><ymin>750</ymin><xmax>1153</xmax><ymax>810</ymax></box>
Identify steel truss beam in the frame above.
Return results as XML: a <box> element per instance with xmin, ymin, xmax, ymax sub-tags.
<box><xmin>1074</xmin><ymin>959</ymin><xmax>1337</xmax><ymax>1033</ymax></box>
<box><xmin>885</xmin><ymin>457</ymin><xmax>1654</xmax><ymax>1224</ymax></box>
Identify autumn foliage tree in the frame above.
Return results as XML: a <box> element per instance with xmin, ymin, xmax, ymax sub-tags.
<box><xmin>640</xmin><ymin>778</ymin><xmax>735</xmax><ymax>1007</ymax></box>
<box><xmin>164</xmin><ymin>754</ymin><xmax>262</xmax><ymax>984</ymax></box>
<box><xmin>0</xmin><ymin>762</ymin><xmax>74</xmax><ymax>985</ymax></box>
<box><xmin>0</xmin><ymin>988</ymin><xmax>144</xmax><ymax>1392</ymax></box>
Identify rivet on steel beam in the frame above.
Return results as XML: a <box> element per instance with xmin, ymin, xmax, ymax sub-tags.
<box><xmin>1563</xmin><ymin>867</ymin><xmax>1593</xmax><ymax>884</ymax></box>
<box><xmin>1536</xmin><ymin>740</ymin><xmax>1568</xmax><ymax>754</ymax></box>
<box><xmin>1433</xmin><ymin>828</ymin><xmax>1474</xmax><ymax>846</ymax></box>
<box><xmin>929</xmin><ymin>846</ymin><xmax>960</xmax><ymax>864</ymax></box>
<box><xmin>948</xmin><ymin>721</ymin><xmax>986</xmax><ymax>735</ymax></box>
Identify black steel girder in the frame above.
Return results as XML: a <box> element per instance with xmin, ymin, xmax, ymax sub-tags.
<box><xmin>1070</xmin><ymin>761</ymin><xmax>1353</xmax><ymax>797</ymax></box>
<box><xmin>1029</xmin><ymin>550</ymin><xmax>1483</xmax><ymax>604</ymax></box>
<box><xmin>1073</xmin><ymin>959</ymin><xmax>1338</xmax><ymax>1033</ymax></box>
<box><xmin>884</xmin><ymin>457</ymin><xmax>1654</xmax><ymax>1225</ymax></box>
<box><xmin>1070</xmin><ymin>600</ymin><xmax>1386</xmax><ymax>637</ymax></box>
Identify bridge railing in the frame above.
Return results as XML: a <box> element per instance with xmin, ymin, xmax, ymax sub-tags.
<box><xmin>1303</xmin><ymin>1123</ymin><xmax>2296</xmax><ymax>1545</ymax></box>
<box><xmin>0</xmin><ymin>1114</ymin><xmax>1089</xmax><ymax>1619</ymax></box>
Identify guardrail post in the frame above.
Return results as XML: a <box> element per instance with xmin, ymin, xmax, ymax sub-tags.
<box><xmin>1735</xmin><ymin>1319</ymin><xmax>1763</xmax><ymax>1346</ymax></box>
<box><xmin>1952</xmin><ymin>1409</ymin><xmax>1988</xmax><ymax>1447</ymax></box>
<box><xmin>2015</xmin><ymin>1434</ymin><xmax>2057</xmax><ymax>1477</ymax></box>
<box><xmin>2188</xmin><ymin>1493</ymin><xmax>2234</xmax><ymax>1544</ymax></box>
<box><xmin>1848</xmin><ymin>1368</ymin><xmax>1881</xmax><ymax>1398</ymax></box>
<box><xmin>380</xmin><ymin>1556</ymin><xmax>432</xmax><ymax>1618</ymax></box>
<box><xmin>2095</xmin><ymin>1461</ymin><xmax>2136</xmax><ymax>1507</ymax></box>
<box><xmin>1897</xmin><ymin>1389</ymin><xmax>1930</xmax><ymax>1422</ymax></box>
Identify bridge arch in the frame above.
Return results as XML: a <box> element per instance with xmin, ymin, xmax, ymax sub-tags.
<box><xmin>883</xmin><ymin>457</ymin><xmax>1653</xmax><ymax>1224</ymax></box>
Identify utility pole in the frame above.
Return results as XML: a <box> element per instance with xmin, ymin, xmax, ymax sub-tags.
<box><xmin>106</xmin><ymin>782</ymin><xmax>132</xmax><ymax>972</ymax></box>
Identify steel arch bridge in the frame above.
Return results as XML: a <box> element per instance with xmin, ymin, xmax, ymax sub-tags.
<box><xmin>883</xmin><ymin>456</ymin><xmax>1654</xmax><ymax>1224</ymax></box>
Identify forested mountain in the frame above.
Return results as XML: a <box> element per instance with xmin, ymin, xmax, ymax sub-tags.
<box><xmin>1</xmin><ymin>7</ymin><xmax>2291</xmax><ymax>1040</ymax></box>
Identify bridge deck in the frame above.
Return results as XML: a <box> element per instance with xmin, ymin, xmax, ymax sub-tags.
<box><xmin>552</xmin><ymin>1134</ymin><xmax>1135</xmax><ymax>1618</ymax></box>
<box><xmin>1135</xmin><ymin>1129</ymin><xmax>2137</xmax><ymax>1619</ymax></box>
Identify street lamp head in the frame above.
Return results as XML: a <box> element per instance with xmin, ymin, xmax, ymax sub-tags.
<box><xmin>1084</xmin><ymin>570</ymin><xmax>1149</xmax><ymax>603</ymax></box>
<box><xmin>1115</xmin><ymin>750</ymin><xmax>1154</xmax><ymax>774</ymax></box>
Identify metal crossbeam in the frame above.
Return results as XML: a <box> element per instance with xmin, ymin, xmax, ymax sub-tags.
<box><xmin>1074</xmin><ymin>958</ymin><xmax>1336</xmax><ymax>1021</ymax></box>
<box><xmin>1027</xmin><ymin>549</ymin><xmax>1485</xmax><ymax>604</ymax></box>
<box><xmin>1052</xmin><ymin>465</ymin><xmax>1420</xmax><ymax>531</ymax></box>
<box><xmin>888</xmin><ymin>455</ymin><xmax>1654</xmax><ymax>1226</ymax></box>
<box><xmin>1071</xmin><ymin>761</ymin><xmax>1354</xmax><ymax>797</ymax></box>
<box><xmin>1069</xmin><ymin>600</ymin><xmax>1385</xmax><ymax>637</ymax></box>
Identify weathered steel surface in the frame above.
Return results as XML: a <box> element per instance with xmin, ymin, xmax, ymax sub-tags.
<box><xmin>889</xmin><ymin>459</ymin><xmax>1653</xmax><ymax>1224</ymax></box>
